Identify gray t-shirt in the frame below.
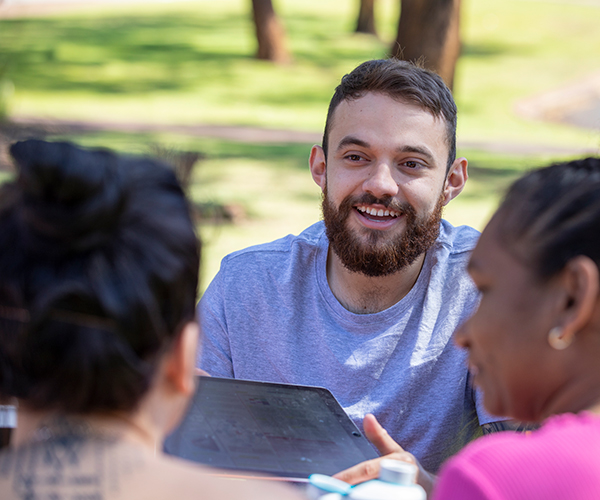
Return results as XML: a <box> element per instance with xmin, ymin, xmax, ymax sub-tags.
<box><xmin>198</xmin><ymin>220</ymin><xmax>495</xmax><ymax>472</ymax></box>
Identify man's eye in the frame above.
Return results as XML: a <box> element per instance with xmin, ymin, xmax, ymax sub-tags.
<box><xmin>346</xmin><ymin>154</ymin><xmax>363</xmax><ymax>161</ymax></box>
<box><xmin>403</xmin><ymin>160</ymin><xmax>422</xmax><ymax>169</ymax></box>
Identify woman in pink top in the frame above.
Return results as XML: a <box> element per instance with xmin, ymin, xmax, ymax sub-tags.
<box><xmin>339</xmin><ymin>157</ymin><xmax>600</xmax><ymax>499</ymax></box>
<box><xmin>430</xmin><ymin>156</ymin><xmax>600</xmax><ymax>499</ymax></box>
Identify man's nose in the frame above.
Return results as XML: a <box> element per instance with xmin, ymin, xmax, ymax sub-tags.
<box><xmin>363</xmin><ymin>162</ymin><xmax>399</xmax><ymax>199</ymax></box>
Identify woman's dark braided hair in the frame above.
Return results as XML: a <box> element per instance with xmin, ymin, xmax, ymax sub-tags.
<box><xmin>494</xmin><ymin>157</ymin><xmax>600</xmax><ymax>281</ymax></box>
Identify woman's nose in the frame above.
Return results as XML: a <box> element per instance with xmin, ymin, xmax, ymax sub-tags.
<box><xmin>454</xmin><ymin>319</ymin><xmax>471</xmax><ymax>349</ymax></box>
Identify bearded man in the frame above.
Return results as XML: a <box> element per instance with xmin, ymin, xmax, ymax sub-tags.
<box><xmin>197</xmin><ymin>60</ymin><xmax>504</xmax><ymax>487</ymax></box>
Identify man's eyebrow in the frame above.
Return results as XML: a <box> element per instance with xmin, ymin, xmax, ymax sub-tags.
<box><xmin>396</xmin><ymin>145</ymin><xmax>435</xmax><ymax>163</ymax></box>
<box><xmin>336</xmin><ymin>135</ymin><xmax>370</xmax><ymax>152</ymax></box>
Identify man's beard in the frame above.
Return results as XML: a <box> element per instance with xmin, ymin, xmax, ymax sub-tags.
<box><xmin>322</xmin><ymin>187</ymin><xmax>444</xmax><ymax>277</ymax></box>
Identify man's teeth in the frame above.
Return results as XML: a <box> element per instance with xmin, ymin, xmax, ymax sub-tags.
<box><xmin>357</xmin><ymin>206</ymin><xmax>400</xmax><ymax>217</ymax></box>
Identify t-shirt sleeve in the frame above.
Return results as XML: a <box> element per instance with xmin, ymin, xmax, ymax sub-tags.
<box><xmin>432</xmin><ymin>454</ymin><xmax>502</xmax><ymax>500</ymax></box>
<box><xmin>196</xmin><ymin>269</ymin><xmax>234</xmax><ymax>378</ymax></box>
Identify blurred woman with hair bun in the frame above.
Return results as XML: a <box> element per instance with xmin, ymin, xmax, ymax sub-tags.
<box><xmin>0</xmin><ymin>139</ymin><xmax>301</xmax><ymax>500</ymax></box>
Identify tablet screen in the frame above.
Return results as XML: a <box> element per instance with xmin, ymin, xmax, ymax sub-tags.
<box><xmin>164</xmin><ymin>377</ymin><xmax>379</xmax><ymax>479</ymax></box>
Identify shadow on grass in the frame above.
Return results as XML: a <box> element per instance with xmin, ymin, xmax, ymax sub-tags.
<box><xmin>461</xmin><ymin>42</ymin><xmax>515</xmax><ymax>59</ymax></box>
<box><xmin>0</xmin><ymin>7</ymin><xmax>386</xmax><ymax>98</ymax></box>
<box><xmin>463</xmin><ymin>164</ymin><xmax>523</xmax><ymax>200</ymax></box>
<box><xmin>0</xmin><ymin>12</ymin><xmax>254</xmax><ymax>94</ymax></box>
<box><xmin>462</xmin><ymin>151</ymin><xmax>581</xmax><ymax>201</ymax></box>
<box><xmin>203</xmin><ymin>141</ymin><xmax>310</xmax><ymax>166</ymax></box>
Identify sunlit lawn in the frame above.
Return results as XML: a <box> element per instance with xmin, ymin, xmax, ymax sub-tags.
<box><xmin>1</xmin><ymin>0</ymin><xmax>599</xmax><ymax>145</ymax></box>
<box><xmin>1</xmin><ymin>0</ymin><xmax>599</xmax><ymax>290</ymax></box>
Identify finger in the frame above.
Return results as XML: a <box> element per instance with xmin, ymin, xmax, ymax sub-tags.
<box><xmin>333</xmin><ymin>452</ymin><xmax>416</xmax><ymax>485</ymax></box>
<box><xmin>362</xmin><ymin>413</ymin><xmax>403</xmax><ymax>455</ymax></box>
<box><xmin>333</xmin><ymin>457</ymin><xmax>383</xmax><ymax>485</ymax></box>
<box><xmin>196</xmin><ymin>368</ymin><xmax>211</xmax><ymax>376</ymax></box>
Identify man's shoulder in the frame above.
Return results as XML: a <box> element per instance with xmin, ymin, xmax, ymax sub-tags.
<box><xmin>437</xmin><ymin>219</ymin><xmax>480</xmax><ymax>256</ymax></box>
<box><xmin>223</xmin><ymin>221</ymin><xmax>325</xmax><ymax>263</ymax></box>
<box><xmin>423</xmin><ymin>220</ymin><xmax>480</xmax><ymax>299</ymax></box>
<box><xmin>199</xmin><ymin>222</ymin><xmax>327</xmax><ymax>330</ymax></box>
<box><xmin>221</xmin><ymin>222</ymin><xmax>327</xmax><ymax>276</ymax></box>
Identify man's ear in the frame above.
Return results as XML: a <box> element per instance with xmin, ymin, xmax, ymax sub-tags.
<box><xmin>442</xmin><ymin>157</ymin><xmax>468</xmax><ymax>205</ymax></box>
<box><xmin>164</xmin><ymin>322</ymin><xmax>199</xmax><ymax>396</ymax></box>
<box><xmin>555</xmin><ymin>256</ymin><xmax>599</xmax><ymax>344</ymax></box>
<box><xmin>309</xmin><ymin>145</ymin><xmax>327</xmax><ymax>191</ymax></box>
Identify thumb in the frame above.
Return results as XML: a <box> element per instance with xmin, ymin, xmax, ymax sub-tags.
<box><xmin>333</xmin><ymin>414</ymin><xmax>414</xmax><ymax>485</ymax></box>
<box><xmin>363</xmin><ymin>413</ymin><xmax>403</xmax><ymax>455</ymax></box>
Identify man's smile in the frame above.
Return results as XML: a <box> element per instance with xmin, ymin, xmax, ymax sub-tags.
<box><xmin>355</xmin><ymin>204</ymin><xmax>402</xmax><ymax>226</ymax></box>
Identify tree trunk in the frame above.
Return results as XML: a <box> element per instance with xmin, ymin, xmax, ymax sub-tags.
<box><xmin>251</xmin><ymin>0</ymin><xmax>291</xmax><ymax>64</ymax></box>
<box><xmin>391</xmin><ymin>0</ymin><xmax>461</xmax><ymax>90</ymax></box>
<box><xmin>355</xmin><ymin>0</ymin><xmax>378</xmax><ymax>36</ymax></box>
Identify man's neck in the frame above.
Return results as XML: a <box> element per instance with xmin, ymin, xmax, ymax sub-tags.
<box><xmin>326</xmin><ymin>250</ymin><xmax>427</xmax><ymax>314</ymax></box>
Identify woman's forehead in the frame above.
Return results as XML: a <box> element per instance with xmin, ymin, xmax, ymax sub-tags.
<box><xmin>470</xmin><ymin>220</ymin><xmax>540</xmax><ymax>293</ymax></box>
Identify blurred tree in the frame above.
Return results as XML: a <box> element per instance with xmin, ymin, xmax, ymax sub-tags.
<box><xmin>391</xmin><ymin>0</ymin><xmax>461</xmax><ymax>90</ymax></box>
<box><xmin>355</xmin><ymin>0</ymin><xmax>378</xmax><ymax>36</ymax></box>
<box><xmin>251</xmin><ymin>0</ymin><xmax>290</xmax><ymax>64</ymax></box>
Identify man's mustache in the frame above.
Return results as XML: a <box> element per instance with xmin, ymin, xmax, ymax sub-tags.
<box><xmin>345</xmin><ymin>193</ymin><xmax>414</xmax><ymax>216</ymax></box>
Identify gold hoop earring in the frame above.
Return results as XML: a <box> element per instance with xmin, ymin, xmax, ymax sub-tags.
<box><xmin>548</xmin><ymin>327</ymin><xmax>572</xmax><ymax>350</ymax></box>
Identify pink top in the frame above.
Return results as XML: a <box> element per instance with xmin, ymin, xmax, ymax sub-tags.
<box><xmin>432</xmin><ymin>412</ymin><xmax>600</xmax><ymax>500</ymax></box>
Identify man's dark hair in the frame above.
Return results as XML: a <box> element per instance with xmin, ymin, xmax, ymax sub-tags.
<box><xmin>322</xmin><ymin>59</ymin><xmax>458</xmax><ymax>171</ymax></box>
<box><xmin>494</xmin><ymin>157</ymin><xmax>600</xmax><ymax>281</ymax></box>
<box><xmin>0</xmin><ymin>139</ymin><xmax>200</xmax><ymax>413</ymax></box>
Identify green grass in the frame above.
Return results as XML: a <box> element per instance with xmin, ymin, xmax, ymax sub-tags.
<box><xmin>457</xmin><ymin>0</ymin><xmax>600</xmax><ymax>147</ymax></box>
<box><xmin>0</xmin><ymin>0</ymin><xmax>387</xmax><ymax>129</ymax></box>
<box><xmin>1</xmin><ymin>0</ymin><xmax>599</xmax><ymax>147</ymax></box>
<box><xmin>0</xmin><ymin>171</ymin><xmax>11</xmax><ymax>184</ymax></box>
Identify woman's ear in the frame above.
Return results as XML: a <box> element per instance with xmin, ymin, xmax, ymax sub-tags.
<box><xmin>556</xmin><ymin>256</ymin><xmax>599</xmax><ymax>343</ymax></box>
<box><xmin>164</xmin><ymin>322</ymin><xmax>199</xmax><ymax>396</ymax></box>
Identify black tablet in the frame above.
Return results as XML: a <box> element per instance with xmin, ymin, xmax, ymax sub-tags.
<box><xmin>164</xmin><ymin>377</ymin><xmax>379</xmax><ymax>481</ymax></box>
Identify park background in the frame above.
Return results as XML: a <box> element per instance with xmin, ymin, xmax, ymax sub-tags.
<box><xmin>0</xmin><ymin>0</ymin><xmax>599</xmax><ymax>292</ymax></box>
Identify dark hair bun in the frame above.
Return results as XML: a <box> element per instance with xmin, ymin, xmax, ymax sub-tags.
<box><xmin>10</xmin><ymin>139</ymin><xmax>124</xmax><ymax>251</ymax></box>
<box><xmin>1</xmin><ymin>139</ymin><xmax>200</xmax><ymax>413</ymax></box>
